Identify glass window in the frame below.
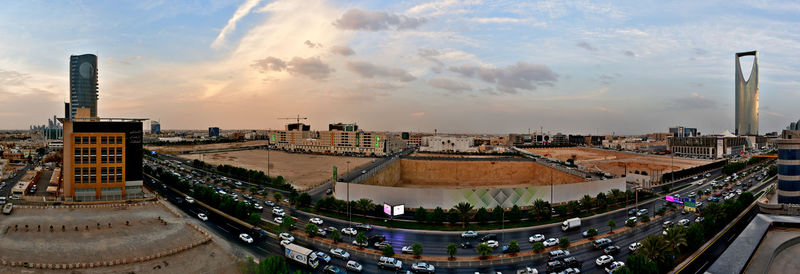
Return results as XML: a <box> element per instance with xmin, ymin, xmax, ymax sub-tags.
<box><xmin>74</xmin><ymin>136</ymin><xmax>81</xmax><ymax>144</ymax></box>
<box><xmin>90</xmin><ymin>137</ymin><xmax>96</xmax><ymax>144</ymax></box>
<box><xmin>90</xmin><ymin>148</ymin><xmax>97</xmax><ymax>164</ymax></box>
<box><xmin>116</xmin><ymin>136</ymin><xmax>123</xmax><ymax>144</ymax></box>
<box><xmin>74</xmin><ymin>168</ymin><xmax>81</xmax><ymax>183</ymax></box>
<box><xmin>101</xmin><ymin>136</ymin><xmax>107</xmax><ymax>144</ymax></box>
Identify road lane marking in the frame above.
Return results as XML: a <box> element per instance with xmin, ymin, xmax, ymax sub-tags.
<box><xmin>217</xmin><ymin>225</ymin><xmax>230</xmax><ymax>233</ymax></box>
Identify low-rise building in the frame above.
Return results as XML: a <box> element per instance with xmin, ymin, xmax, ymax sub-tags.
<box><xmin>268</xmin><ymin>123</ymin><xmax>389</xmax><ymax>156</ymax></box>
<box><xmin>668</xmin><ymin>134</ymin><xmax>747</xmax><ymax>159</ymax></box>
<box><xmin>419</xmin><ymin>136</ymin><xmax>477</xmax><ymax>153</ymax></box>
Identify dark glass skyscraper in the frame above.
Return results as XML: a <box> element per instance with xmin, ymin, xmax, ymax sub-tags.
<box><xmin>70</xmin><ymin>54</ymin><xmax>99</xmax><ymax>118</ymax></box>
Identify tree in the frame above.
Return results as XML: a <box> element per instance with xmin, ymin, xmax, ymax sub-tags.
<box><xmin>273</xmin><ymin>192</ymin><xmax>282</xmax><ymax>202</ymax></box>
<box><xmin>596</xmin><ymin>192</ymin><xmax>609</xmax><ymax>210</ymax></box>
<box><xmin>411</xmin><ymin>243</ymin><xmax>423</xmax><ymax>257</ymax></box>
<box><xmin>555</xmin><ymin>205</ymin><xmax>567</xmax><ymax>217</ymax></box>
<box><xmin>686</xmin><ymin>223</ymin><xmax>705</xmax><ymax>251</ymax></box>
<box><xmin>587</xmin><ymin>227</ymin><xmax>598</xmax><ymax>238</ymax></box>
<box><xmin>664</xmin><ymin>225</ymin><xmax>687</xmax><ymax>255</ymax></box>
<box><xmin>697</xmin><ymin>190</ymin><xmax>704</xmax><ymax>198</ymax></box>
<box><xmin>280</xmin><ymin>215</ymin><xmax>295</xmax><ymax>232</ymax></box>
<box><xmin>430</xmin><ymin>207</ymin><xmax>446</xmax><ymax>225</ymax></box>
<box><xmin>608</xmin><ymin>219</ymin><xmax>617</xmax><ymax>233</ymax></box>
<box><xmin>559</xmin><ymin>237</ymin><xmax>570</xmax><ymax>248</ymax></box>
<box><xmin>305</xmin><ymin>223</ymin><xmax>318</xmax><ymax>238</ymax></box>
<box><xmin>610</xmin><ymin>189</ymin><xmax>623</xmax><ymax>206</ymax></box>
<box><xmin>492</xmin><ymin>205</ymin><xmax>504</xmax><ymax>223</ymax></box>
<box><xmin>639</xmin><ymin>235</ymin><xmax>670</xmax><ymax>263</ymax></box>
<box><xmin>382</xmin><ymin>244</ymin><xmax>395</xmax><ymax>257</ymax></box>
<box><xmin>507</xmin><ymin>240</ymin><xmax>520</xmax><ymax>254</ymax></box>
<box><xmin>331</xmin><ymin>228</ymin><xmax>342</xmax><ymax>243</ymax></box>
<box><xmin>567</xmin><ymin>201</ymin><xmax>581</xmax><ymax>216</ymax></box>
<box><xmin>247</xmin><ymin>213</ymin><xmax>261</xmax><ymax>226</ymax></box>
<box><xmin>356</xmin><ymin>198</ymin><xmax>375</xmax><ymax>217</ymax></box>
<box><xmin>475</xmin><ymin>207</ymin><xmax>490</xmax><ymax>225</ymax></box>
<box><xmin>641</xmin><ymin>214</ymin><xmax>650</xmax><ymax>223</ymax></box>
<box><xmin>508</xmin><ymin>205</ymin><xmax>522</xmax><ymax>222</ymax></box>
<box><xmin>476</xmin><ymin>243</ymin><xmax>492</xmax><ymax>258</ymax></box>
<box><xmin>580</xmin><ymin>195</ymin><xmax>594</xmax><ymax>213</ymax></box>
<box><xmin>624</xmin><ymin>253</ymin><xmax>659</xmax><ymax>274</ymax></box>
<box><xmin>452</xmin><ymin>202</ymin><xmax>474</xmax><ymax>228</ymax></box>
<box><xmin>446</xmin><ymin>243</ymin><xmax>458</xmax><ymax>258</ymax></box>
<box><xmin>531</xmin><ymin>199</ymin><xmax>552</xmax><ymax>222</ymax></box>
<box><xmin>297</xmin><ymin>193</ymin><xmax>311</xmax><ymax>208</ymax></box>
<box><xmin>355</xmin><ymin>232</ymin><xmax>367</xmax><ymax>247</ymax></box>
<box><xmin>532</xmin><ymin>242</ymin><xmax>545</xmax><ymax>253</ymax></box>
<box><xmin>414</xmin><ymin>207</ymin><xmax>428</xmax><ymax>223</ymax></box>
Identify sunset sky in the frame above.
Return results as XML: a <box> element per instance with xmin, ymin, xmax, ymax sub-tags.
<box><xmin>1</xmin><ymin>0</ymin><xmax>799</xmax><ymax>134</ymax></box>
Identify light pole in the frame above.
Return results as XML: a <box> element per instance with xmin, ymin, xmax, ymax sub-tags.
<box><xmin>267</xmin><ymin>145</ymin><xmax>270</xmax><ymax>178</ymax></box>
<box><xmin>550</xmin><ymin>169</ymin><xmax>554</xmax><ymax>204</ymax></box>
<box><xmin>347</xmin><ymin>160</ymin><xmax>351</xmax><ymax>226</ymax></box>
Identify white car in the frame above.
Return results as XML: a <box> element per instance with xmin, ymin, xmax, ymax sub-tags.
<box><xmin>310</xmin><ymin>217</ymin><xmax>324</xmax><ymax>225</ymax></box>
<box><xmin>280</xmin><ymin>240</ymin><xmax>291</xmax><ymax>246</ymax></box>
<box><xmin>342</xmin><ymin>227</ymin><xmax>358</xmax><ymax>236</ymax></box>
<box><xmin>197</xmin><ymin>213</ymin><xmax>208</xmax><ymax>221</ymax></box>
<box><xmin>461</xmin><ymin>230</ymin><xmax>478</xmax><ymax>238</ymax></box>
<box><xmin>543</xmin><ymin>238</ymin><xmax>558</xmax><ymax>247</ymax></box>
<box><xmin>254</xmin><ymin>204</ymin><xmax>263</xmax><ymax>210</ymax></box>
<box><xmin>402</xmin><ymin>245</ymin><xmax>414</xmax><ymax>254</ymax></box>
<box><xmin>274</xmin><ymin>217</ymin><xmax>284</xmax><ymax>224</ymax></box>
<box><xmin>239</xmin><ymin>233</ymin><xmax>253</xmax><ymax>244</ymax></box>
<box><xmin>529</xmin><ymin>234</ymin><xmax>545</xmax><ymax>243</ymax></box>
<box><xmin>678</xmin><ymin>219</ymin><xmax>691</xmax><ymax>226</ymax></box>
<box><xmin>605</xmin><ymin>261</ymin><xmax>625</xmax><ymax>273</ymax></box>
<box><xmin>346</xmin><ymin>260</ymin><xmax>363</xmax><ymax>272</ymax></box>
<box><xmin>279</xmin><ymin>233</ymin><xmax>295</xmax><ymax>242</ymax></box>
<box><xmin>330</xmin><ymin>248</ymin><xmax>351</xmax><ymax>259</ymax></box>
<box><xmin>272</xmin><ymin>208</ymin><xmax>285</xmax><ymax>216</ymax></box>
<box><xmin>411</xmin><ymin>262</ymin><xmax>436</xmax><ymax>273</ymax></box>
<box><xmin>629</xmin><ymin>242</ymin><xmax>642</xmax><ymax>251</ymax></box>
<box><xmin>596</xmin><ymin>255</ymin><xmax>614</xmax><ymax>266</ymax></box>
<box><xmin>484</xmin><ymin>240</ymin><xmax>500</xmax><ymax>248</ymax></box>
<box><xmin>185</xmin><ymin>196</ymin><xmax>195</xmax><ymax>203</ymax></box>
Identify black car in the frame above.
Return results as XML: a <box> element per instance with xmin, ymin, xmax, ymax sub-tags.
<box><xmin>628</xmin><ymin>208</ymin><xmax>637</xmax><ymax>215</ymax></box>
<box><xmin>368</xmin><ymin>235</ymin><xmax>386</xmax><ymax>243</ymax></box>
<box><xmin>480</xmin><ymin>233</ymin><xmax>498</xmax><ymax>242</ymax></box>
<box><xmin>546</xmin><ymin>260</ymin><xmax>566</xmax><ymax>272</ymax></box>
<box><xmin>459</xmin><ymin>242</ymin><xmax>473</xmax><ymax>249</ymax></box>
<box><xmin>562</xmin><ymin>256</ymin><xmax>580</xmax><ymax>268</ymax></box>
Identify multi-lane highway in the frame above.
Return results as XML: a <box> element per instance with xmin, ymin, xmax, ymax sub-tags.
<box><xmin>146</xmin><ymin>154</ymin><xmax>772</xmax><ymax>273</ymax></box>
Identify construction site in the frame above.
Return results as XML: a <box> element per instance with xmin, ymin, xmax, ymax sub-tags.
<box><xmin>524</xmin><ymin>147</ymin><xmax>714</xmax><ymax>178</ymax></box>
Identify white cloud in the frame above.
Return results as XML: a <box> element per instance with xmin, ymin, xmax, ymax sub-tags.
<box><xmin>211</xmin><ymin>0</ymin><xmax>262</xmax><ymax>49</ymax></box>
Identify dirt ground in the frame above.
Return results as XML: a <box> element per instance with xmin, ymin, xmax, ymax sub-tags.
<box><xmin>0</xmin><ymin>204</ymin><xmax>237</xmax><ymax>273</ymax></box>
<box><xmin>526</xmin><ymin>147</ymin><xmax>712</xmax><ymax>177</ymax></box>
<box><xmin>179</xmin><ymin>150</ymin><xmax>373</xmax><ymax>191</ymax></box>
<box><xmin>410</xmin><ymin>152</ymin><xmax>522</xmax><ymax>159</ymax></box>
<box><xmin>145</xmin><ymin>140</ymin><xmax>269</xmax><ymax>154</ymax></box>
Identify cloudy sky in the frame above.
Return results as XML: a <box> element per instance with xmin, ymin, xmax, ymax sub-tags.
<box><xmin>1</xmin><ymin>0</ymin><xmax>799</xmax><ymax>135</ymax></box>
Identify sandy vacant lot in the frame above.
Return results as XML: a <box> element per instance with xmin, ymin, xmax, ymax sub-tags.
<box><xmin>180</xmin><ymin>150</ymin><xmax>373</xmax><ymax>190</ymax></box>
<box><xmin>526</xmin><ymin>147</ymin><xmax>712</xmax><ymax>177</ymax></box>
<box><xmin>146</xmin><ymin>140</ymin><xmax>269</xmax><ymax>154</ymax></box>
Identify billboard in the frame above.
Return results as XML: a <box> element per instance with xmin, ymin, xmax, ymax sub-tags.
<box><xmin>665</xmin><ymin>195</ymin><xmax>683</xmax><ymax>204</ymax></box>
<box><xmin>392</xmin><ymin>205</ymin><xmax>405</xmax><ymax>216</ymax></box>
<box><xmin>383</xmin><ymin>204</ymin><xmax>392</xmax><ymax>215</ymax></box>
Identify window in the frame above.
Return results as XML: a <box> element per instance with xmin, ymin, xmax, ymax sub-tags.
<box><xmin>90</xmin><ymin>167</ymin><xmax>97</xmax><ymax>183</ymax></box>
<box><xmin>101</xmin><ymin>136</ymin><xmax>107</xmax><ymax>144</ymax></box>
<box><xmin>116</xmin><ymin>147</ymin><xmax>123</xmax><ymax>163</ymax></box>
<box><xmin>90</xmin><ymin>148</ymin><xmax>97</xmax><ymax>164</ymax></box>
<box><xmin>82</xmin><ymin>167</ymin><xmax>89</xmax><ymax>182</ymax></box>
<box><xmin>74</xmin><ymin>148</ymin><xmax>81</xmax><ymax>163</ymax></box>
<box><xmin>82</xmin><ymin>148</ymin><xmax>89</xmax><ymax>164</ymax></box>
<box><xmin>101</xmin><ymin>167</ymin><xmax>108</xmax><ymax>183</ymax></box>
<box><xmin>82</xmin><ymin>136</ymin><xmax>89</xmax><ymax>144</ymax></box>
<box><xmin>116</xmin><ymin>136</ymin><xmax>123</xmax><ymax>144</ymax></box>
<box><xmin>74</xmin><ymin>136</ymin><xmax>81</xmax><ymax>144</ymax></box>
<box><xmin>90</xmin><ymin>137</ymin><xmax>96</xmax><ymax>144</ymax></box>
<box><xmin>101</xmin><ymin>148</ymin><xmax>107</xmax><ymax>163</ymax></box>
<box><xmin>74</xmin><ymin>168</ymin><xmax>81</xmax><ymax>183</ymax></box>
<box><xmin>116</xmin><ymin>167</ymin><xmax>123</xmax><ymax>182</ymax></box>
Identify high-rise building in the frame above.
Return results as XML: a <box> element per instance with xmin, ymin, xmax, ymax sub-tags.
<box><xmin>777</xmin><ymin>129</ymin><xmax>800</xmax><ymax>204</ymax></box>
<box><xmin>150</xmin><ymin>121</ymin><xmax>161</xmax><ymax>134</ymax></box>
<box><xmin>208</xmin><ymin>127</ymin><xmax>220</xmax><ymax>138</ymax></box>
<box><xmin>735</xmin><ymin>51</ymin><xmax>759</xmax><ymax>136</ymax></box>
<box><xmin>668</xmin><ymin>126</ymin><xmax>698</xmax><ymax>137</ymax></box>
<box><xmin>70</xmin><ymin>54</ymin><xmax>99</xmax><ymax>118</ymax></box>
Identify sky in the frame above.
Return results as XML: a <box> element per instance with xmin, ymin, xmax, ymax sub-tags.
<box><xmin>1</xmin><ymin>0</ymin><xmax>800</xmax><ymax>135</ymax></box>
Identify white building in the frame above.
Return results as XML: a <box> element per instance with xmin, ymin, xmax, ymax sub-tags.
<box><xmin>419</xmin><ymin>136</ymin><xmax>478</xmax><ymax>153</ymax></box>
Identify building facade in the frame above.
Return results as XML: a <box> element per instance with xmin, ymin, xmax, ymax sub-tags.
<box><xmin>268</xmin><ymin>123</ymin><xmax>389</xmax><ymax>156</ymax></box>
<box><xmin>669</xmin><ymin>126</ymin><xmax>698</xmax><ymax>137</ymax></box>
<box><xmin>208</xmin><ymin>127</ymin><xmax>220</xmax><ymax>138</ymax></box>
<box><xmin>150</xmin><ymin>121</ymin><xmax>161</xmax><ymax>134</ymax></box>
<box><xmin>777</xmin><ymin>130</ymin><xmax>800</xmax><ymax>204</ymax></box>
<box><xmin>419</xmin><ymin>136</ymin><xmax>477</xmax><ymax>153</ymax></box>
<box><xmin>62</xmin><ymin>118</ymin><xmax>144</xmax><ymax>201</ymax></box>
<box><xmin>668</xmin><ymin>136</ymin><xmax>747</xmax><ymax>159</ymax></box>
<box><xmin>735</xmin><ymin>51</ymin><xmax>759</xmax><ymax>136</ymax></box>
<box><xmin>69</xmin><ymin>54</ymin><xmax>99</xmax><ymax>118</ymax></box>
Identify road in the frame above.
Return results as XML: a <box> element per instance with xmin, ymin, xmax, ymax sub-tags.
<box><xmin>146</xmin><ymin>153</ymin><xmax>773</xmax><ymax>273</ymax></box>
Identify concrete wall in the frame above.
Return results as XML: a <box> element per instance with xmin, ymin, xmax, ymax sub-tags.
<box><xmin>335</xmin><ymin>177</ymin><xmax>626</xmax><ymax>209</ymax></box>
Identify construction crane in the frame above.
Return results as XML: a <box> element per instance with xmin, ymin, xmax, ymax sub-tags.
<box><xmin>277</xmin><ymin>114</ymin><xmax>308</xmax><ymax>124</ymax></box>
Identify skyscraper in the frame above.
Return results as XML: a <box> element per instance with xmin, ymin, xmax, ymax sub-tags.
<box><xmin>70</xmin><ymin>54</ymin><xmax>99</xmax><ymax>118</ymax></box>
<box><xmin>735</xmin><ymin>51</ymin><xmax>758</xmax><ymax>136</ymax></box>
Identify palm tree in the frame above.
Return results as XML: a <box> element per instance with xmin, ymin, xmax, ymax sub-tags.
<box><xmin>452</xmin><ymin>202</ymin><xmax>474</xmax><ymax>228</ymax></box>
<box><xmin>446</xmin><ymin>243</ymin><xmax>458</xmax><ymax>259</ymax></box>
<box><xmin>476</xmin><ymin>243</ymin><xmax>492</xmax><ymax>258</ymax></box>
<box><xmin>580</xmin><ymin>195</ymin><xmax>593</xmax><ymax>213</ymax></box>
<box><xmin>609</xmin><ymin>189</ymin><xmax>623</xmax><ymax>206</ymax></box>
<box><xmin>531</xmin><ymin>199</ymin><xmax>550</xmax><ymax>221</ymax></box>
<box><xmin>639</xmin><ymin>235</ymin><xmax>670</xmax><ymax>263</ymax></box>
<box><xmin>356</xmin><ymin>198</ymin><xmax>374</xmax><ymax>217</ymax></box>
<box><xmin>608</xmin><ymin>219</ymin><xmax>616</xmax><ymax>233</ymax></box>
<box><xmin>664</xmin><ymin>225</ymin><xmax>688</xmax><ymax>255</ymax></box>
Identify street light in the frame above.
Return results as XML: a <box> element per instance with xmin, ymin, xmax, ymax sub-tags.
<box><xmin>347</xmin><ymin>160</ymin><xmax>351</xmax><ymax>226</ymax></box>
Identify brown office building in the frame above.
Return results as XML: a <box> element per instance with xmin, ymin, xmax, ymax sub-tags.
<box><xmin>61</xmin><ymin>112</ymin><xmax>144</xmax><ymax>201</ymax></box>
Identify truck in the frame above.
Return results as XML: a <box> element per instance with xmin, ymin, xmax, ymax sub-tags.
<box><xmin>283</xmin><ymin>243</ymin><xmax>319</xmax><ymax>269</ymax></box>
<box><xmin>561</xmin><ymin>218</ymin><xmax>581</xmax><ymax>231</ymax></box>
<box><xmin>2</xmin><ymin>203</ymin><xmax>12</xmax><ymax>215</ymax></box>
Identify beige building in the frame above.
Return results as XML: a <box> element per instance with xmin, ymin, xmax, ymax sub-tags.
<box><xmin>268</xmin><ymin>123</ymin><xmax>389</xmax><ymax>156</ymax></box>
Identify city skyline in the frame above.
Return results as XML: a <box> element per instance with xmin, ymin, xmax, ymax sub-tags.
<box><xmin>1</xmin><ymin>1</ymin><xmax>800</xmax><ymax>134</ymax></box>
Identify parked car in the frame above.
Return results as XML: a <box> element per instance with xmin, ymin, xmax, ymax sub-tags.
<box><xmin>377</xmin><ymin>256</ymin><xmax>402</xmax><ymax>270</ymax></box>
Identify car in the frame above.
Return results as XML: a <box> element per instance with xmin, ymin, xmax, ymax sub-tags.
<box><xmin>265</xmin><ymin>200</ymin><xmax>275</xmax><ymax>207</ymax></box>
<box><xmin>627</xmin><ymin>208</ymin><xmax>637</xmax><ymax>215</ymax></box>
<box><xmin>345</xmin><ymin>260</ymin><xmax>363</xmax><ymax>272</ymax></box>
<box><xmin>529</xmin><ymin>234</ymin><xmax>545</xmax><ymax>242</ymax></box>
<box><xmin>662</xmin><ymin>221</ymin><xmax>673</xmax><ymax>228</ymax></box>
<box><xmin>548</xmin><ymin>250</ymin><xmax>571</xmax><ymax>261</ymax></box>
<box><xmin>593</xmin><ymin>238</ymin><xmax>612</xmax><ymax>249</ymax></box>
<box><xmin>629</xmin><ymin>242</ymin><xmax>642</xmax><ymax>251</ymax></box>
<box><xmin>543</xmin><ymin>238</ymin><xmax>559</xmax><ymax>247</ymax></box>
<box><xmin>695</xmin><ymin>217</ymin><xmax>705</xmax><ymax>223</ymax></box>
<box><xmin>324</xmin><ymin>226</ymin><xmax>338</xmax><ymax>232</ymax></box>
<box><xmin>481</xmin><ymin>233</ymin><xmax>498</xmax><ymax>242</ymax></box>
<box><xmin>460</xmin><ymin>242</ymin><xmax>473</xmax><ymax>249</ymax></box>
<box><xmin>352</xmin><ymin>240</ymin><xmax>368</xmax><ymax>247</ymax></box>
<box><xmin>368</xmin><ymin>234</ymin><xmax>386</xmax><ymax>243</ymax></box>
<box><xmin>411</xmin><ymin>262</ymin><xmax>436</xmax><ymax>273</ymax></box>
<box><xmin>546</xmin><ymin>260</ymin><xmax>566</xmax><ymax>272</ymax></box>
<box><xmin>322</xmin><ymin>265</ymin><xmax>346</xmax><ymax>274</ymax></box>
<box><xmin>197</xmin><ymin>213</ymin><xmax>208</xmax><ymax>221</ymax></box>
<box><xmin>279</xmin><ymin>233</ymin><xmax>295</xmax><ymax>242</ymax></box>
<box><xmin>10</xmin><ymin>195</ymin><xmax>19</xmax><ymax>200</ymax></box>
<box><xmin>603</xmin><ymin>245</ymin><xmax>620</xmax><ymax>255</ymax></box>
<box><xmin>239</xmin><ymin>233</ymin><xmax>253</xmax><ymax>244</ymax></box>
<box><xmin>627</xmin><ymin>216</ymin><xmax>637</xmax><ymax>224</ymax></box>
<box><xmin>678</xmin><ymin>219</ymin><xmax>691</xmax><ymax>226</ymax></box>
<box><xmin>402</xmin><ymin>245</ymin><xmax>414</xmax><ymax>254</ymax></box>
<box><xmin>462</xmin><ymin>230</ymin><xmax>478</xmax><ymax>238</ymax></box>
<box><xmin>693</xmin><ymin>176</ymin><xmax>699</xmax><ymax>180</ymax></box>
<box><xmin>596</xmin><ymin>255</ymin><xmax>614</xmax><ymax>266</ymax></box>
<box><xmin>280</xmin><ymin>239</ymin><xmax>291</xmax><ymax>246</ymax></box>
<box><xmin>272</xmin><ymin>208</ymin><xmax>285</xmax><ymax>216</ymax></box>
<box><xmin>562</xmin><ymin>256</ymin><xmax>580</xmax><ymax>268</ymax></box>
<box><xmin>688</xmin><ymin>193</ymin><xmax>696</xmax><ymax>198</ymax></box>
<box><xmin>663</xmin><ymin>227</ymin><xmax>671</xmax><ymax>236</ymax></box>
<box><xmin>330</xmin><ymin>248</ymin><xmax>351</xmax><ymax>259</ymax></box>
<box><xmin>315</xmin><ymin>251</ymin><xmax>332</xmax><ymax>263</ymax></box>
<box><xmin>377</xmin><ymin>256</ymin><xmax>402</xmax><ymax>270</ymax></box>
<box><xmin>185</xmin><ymin>196</ymin><xmax>195</xmax><ymax>203</ymax></box>
<box><xmin>316</xmin><ymin>229</ymin><xmax>327</xmax><ymax>237</ymax></box>
<box><xmin>636</xmin><ymin>209</ymin><xmax>648</xmax><ymax>216</ymax></box>
<box><xmin>581</xmin><ymin>230</ymin><xmax>592</xmax><ymax>238</ymax></box>
<box><xmin>697</xmin><ymin>202</ymin><xmax>704</xmax><ymax>207</ymax></box>
<box><xmin>355</xmin><ymin>223</ymin><xmax>373</xmax><ymax>231</ymax></box>
<box><xmin>274</xmin><ymin>217</ymin><xmax>284</xmax><ymax>224</ymax></box>
<box><xmin>361</xmin><ymin>170</ymin><xmax>366</xmax><ymax>174</ymax></box>
<box><xmin>342</xmin><ymin>227</ymin><xmax>357</xmax><ymax>236</ymax></box>
<box><xmin>310</xmin><ymin>217</ymin><xmax>324</xmax><ymax>225</ymax></box>
<box><xmin>674</xmin><ymin>194</ymin><xmax>681</xmax><ymax>198</ymax></box>
<box><xmin>484</xmin><ymin>240</ymin><xmax>499</xmax><ymax>248</ymax></box>
<box><xmin>0</xmin><ymin>197</ymin><xmax>6</xmax><ymax>205</ymax></box>
<box><xmin>560</xmin><ymin>268</ymin><xmax>581</xmax><ymax>274</ymax></box>
<box><xmin>254</xmin><ymin>203</ymin><xmax>263</xmax><ymax>210</ymax></box>
<box><xmin>605</xmin><ymin>261</ymin><xmax>625</xmax><ymax>273</ymax></box>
